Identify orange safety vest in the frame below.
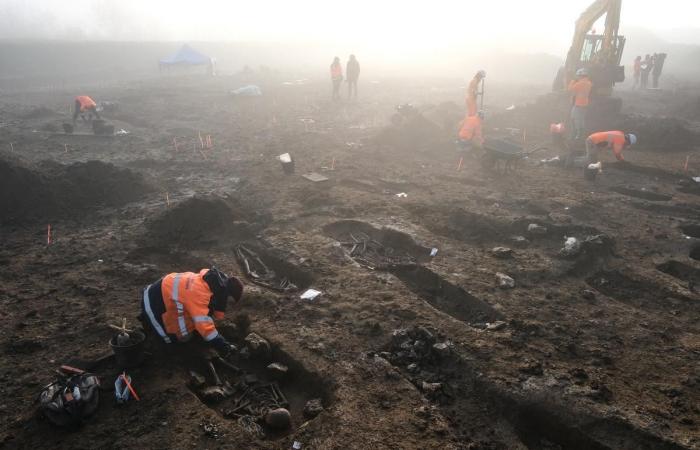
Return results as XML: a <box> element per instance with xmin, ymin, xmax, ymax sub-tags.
<box><xmin>588</xmin><ymin>131</ymin><xmax>626</xmax><ymax>161</ymax></box>
<box><xmin>466</xmin><ymin>77</ymin><xmax>481</xmax><ymax>115</ymax></box>
<box><xmin>75</xmin><ymin>95</ymin><xmax>97</xmax><ymax>111</ymax></box>
<box><xmin>568</xmin><ymin>78</ymin><xmax>592</xmax><ymax>107</ymax></box>
<box><xmin>159</xmin><ymin>269</ymin><xmax>220</xmax><ymax>342</ymax></box>
<box><xmin>330</xmin><ymin>63</ymin><xmax>343</xmax><ymax>80</ymax></box>
<box><xmin>459</xmin><ymin>115</ymin><xmax>483</xmax><ymax>145</ymax></box>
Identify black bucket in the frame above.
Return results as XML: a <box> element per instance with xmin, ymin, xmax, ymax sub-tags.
<box><xmin>281</xmin><ymin>159</ymin><xmax>295</xmax><ymax>175</ymax></box>
<box><xmin>109</xmin><ymin>330</ymin><xmax>145</xmax><ymax>369</ymax></box>
<box><xmin>584</xmin><ymin>167</ymin><xmax>598</xmax><ymax>181</ymax></box>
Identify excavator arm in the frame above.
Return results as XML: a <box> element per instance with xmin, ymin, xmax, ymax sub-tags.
<box><xmin>556</xmin><ymin>0</ymin><xmax>625</xmax><ymax>94</ymax></box>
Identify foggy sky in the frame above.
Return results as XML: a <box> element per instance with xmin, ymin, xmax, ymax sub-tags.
<box><xmin>2</xmin><ymin>0</ymin><xmax>699</xmax><ymax>55</ymax></box>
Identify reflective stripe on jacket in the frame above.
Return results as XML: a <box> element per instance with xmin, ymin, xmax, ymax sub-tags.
<box><xmin>158</xmin><ymin>269</ymin><xmax>219</xmax><ymax>342</ymax></box>
<box><xmin>587</xmin><ymin>131</ymin><xmax>626</xmax><ymax>161</ymax></box>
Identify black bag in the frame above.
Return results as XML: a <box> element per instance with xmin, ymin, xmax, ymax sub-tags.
<box><xmin>39</xmin><ymin>373</ymin><xmax>100</xmax><ymax>426</ymax></box>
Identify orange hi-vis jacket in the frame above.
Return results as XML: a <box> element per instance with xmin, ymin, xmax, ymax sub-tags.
<box><xmin>158</xmin><ymin>269</ymin><xmax>221</xmax><ymax>343</ymax></box>
<box><xmin>588</xmin><ymin>131</ymin><xmax>627</xmax><ymax>161</ymax></box>
<box><xmin>568</xmin><ymin>78</ymin><xmax>592</xmax><ymax>107</ymax></box>
<box><xmin>330</xmin><ymin>63</ymin><xmax>343</xmax><ymax>80</ymax></box>
<box><xmin>459</xmin><ymin>115</ymin><xmax>483</xmax><ymax>145</ymax></box>
<box><xmin>466</xmin><ymin>77</ymin><xmax>481</xmax><ymax>116</ymax></box>
<box><xmin>75</xmin><ymin>95</ymin><xmax>97</xmax><ymax>111</ymax></box>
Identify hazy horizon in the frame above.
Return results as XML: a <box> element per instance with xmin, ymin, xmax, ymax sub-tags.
<box><xmin>2</xmin><ymin>0</ymin><xmax>699</xmax><ymax>52</ymax></box>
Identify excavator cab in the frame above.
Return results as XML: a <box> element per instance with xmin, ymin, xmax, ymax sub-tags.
<box><xmin>553</xmin><ymin>0</ymin><xmax>626</xmax><ymax>96</ymax></box>
<box><xmin>579</xmin><ymin>33</ymin><xmax>626</xmax><ymax>95</ymax></box>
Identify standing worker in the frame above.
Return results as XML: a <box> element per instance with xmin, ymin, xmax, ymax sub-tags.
<box><xmin>466</xmin><ymin>70</ymin><xmax>486</xmax><ymax>116</ymax></box>
<box><xmin>652</xmin><ymin>53</ymin><xmax>667</xmax><ymax>88</ymax></box>
<box><xmin>72</xmin><ymin>95</ymin><xmax>100</xmax><ymax>124</ymax></box>
<box><xmin>632</xmin><ymin>56</ymin><xmax>642</xmax><ymax>89</ymax></box>
<box><xmin>346</xmin><ymin>55</ymin><xmax>360</xmax><ymax>100</ymax></box>
<box><xmin>640</xmin><ymin>54</ymin><xmax>653</xmax><ymax>89</ymax></box>
<box><xmin>140</xmin><ymin>267</ymin><xmax>243</xmax><ymax>355</ymax></box>
<box><xmin>567</xmin><ymin>68</ymin><xmax>592</xmax><ymax>140</ymax></box>
<box><xmin>330</xmin><ymin>57</ymin><xmax>343</xmax><ymax>101</ymax></box>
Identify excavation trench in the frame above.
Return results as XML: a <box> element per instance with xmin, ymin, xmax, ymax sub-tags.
<box><xmin>234</xmin><ymin>243</ymin><xmax>313</xmax><ymax>292</ymax></box>
<box><xmin>610</xmin><ymin>186</ymin><xmax>672</xmax><ymax>202</ymax></box>
<box><xmin>657</xmin><ymin>260</ymin><xmax>700</xmax><ymax>284</ymax></box>
<box><xmin>324</xmin><ymin>220</ymin><xmax>500</xmax><ymax>323</ymax></box>
<box><xmin>187</xmin><ymin>325</ymin><xmax>334</xmax><ymax>440</ymax></box>
<box><xmin>384</xmin><ymin>327</ymin><xmax>687</xmax><ymax>450</ymax></box>
<box><xmin>680</xmin><ymin>224</ymin><xmax>700</xmax><ymax>238</ymax></box>
<box><xmin>389</xmin><ymin>264</ymin><xmax>503</xmax><ymax>323</ymax></box>
<box><xmin>586</xmin><ymin>270</ymin><xmax>693</xmax><ymax>311</ymax></box>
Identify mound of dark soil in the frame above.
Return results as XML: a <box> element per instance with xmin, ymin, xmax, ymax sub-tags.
<box><xmin>0</xmin><ymin>155</ymin><xmax>55</xmax><ymax>223</ymax></box>
<box><xmin>145</xmin><ymin>196</ymin><xmax>262</xmax><ymax>248</ymax></box>
<box><xmin>20</xmin><ymin>106</ymin><xmax>57</xmax><ymax>119</ymax></box>
<box><xmin>51</xmin><ymin>160</ymin><xmax>152</xmax><ymax>208</ymax></box>
<box><xmin>374</xmin><ymin>107</ymin><xmax>449</xmax><ymax>151</ymax></box>
<box><xmin>0</xmin><ymin>155</ymin><xmax>152</xmax><ymax>224</ymax></box>
<box><xmin>615</xmin><ymin>115</ymin><xmax>699</xmax><ymax>152</ymax></box>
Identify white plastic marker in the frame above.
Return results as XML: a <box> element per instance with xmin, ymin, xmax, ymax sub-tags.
<box><xmin>165</xmin><ymin>192</ymin><xmax>170</xmax><ymax>207</ymax></box>
<box><xmin>457</xmin><ymin>157</ymin><xmax>463</xmax><ymax>171</ymax></box>
<box><xmin>198</xmin><ymin>131</ymin><xmax>204</xmax><ymax>149</ymax></box>
<box><xmin>331</xmin><ymin>158</ymin><xmax>336</xmax><ymax>170</ymax></box>
<box><xmin>47</xmin><ymin>224</ymin><xmax>52</xmax><ymax>245</ymax></box>
<box><xmin>9</xmin><ymin>142</ymin><xmax>14</xmax><ymax>152</ymax></box>
<box><xmin>64</xmin><ymin>144</ymin><xmax>68</xmax><ymax>154</ymax></box>
<box><xmin>173</xmin><ymin>137</ymin><xmax>179</xmax><ymax>152</ymax></box>
<box><xmin>684</xmin><ymin>155</ymin><xmax>690</xmax><ymax>173</ymax></box>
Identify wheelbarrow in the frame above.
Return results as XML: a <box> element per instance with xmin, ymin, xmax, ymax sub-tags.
<box><xmin>479</xmin><ymin>138</ymin><xmax>548</xmax><ymax>172</ymax></box>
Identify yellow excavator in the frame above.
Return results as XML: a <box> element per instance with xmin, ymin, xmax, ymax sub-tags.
<box><xmin>553</xmin><ymin>0</ymin><xmax>626</xmax><ymax>100</ymax></box>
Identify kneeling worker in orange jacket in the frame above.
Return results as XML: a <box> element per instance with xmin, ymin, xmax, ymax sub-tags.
<box><xmin>73</xmin><ymin>95</ymin><xmax>100</xmax><ymax>124</ymax></box>
<box><xmin>585</xmin><ymin>131</ymin><xmax>637</xmax><ymax>165</ymax></box>
<box><xmin>458</xmin><ymin>111</ymin><xmax>484</xmax><ymax>148</ymax></box>
<box><xmin>140</xmin><ymin>267</ymin><xmax>244</xmax><ymax>354</ymax></box>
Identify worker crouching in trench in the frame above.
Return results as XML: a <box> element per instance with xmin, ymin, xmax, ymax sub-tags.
<box><xmin>139</xmin><ymin>267</ymin><xmax>243</xmax><ymax>362</ymax></box>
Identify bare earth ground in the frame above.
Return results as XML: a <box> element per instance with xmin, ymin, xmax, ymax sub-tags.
<box><xmin>0</xmin><ymin>74</ymin><xmax>699</xmax><ymax>449</ymax></box>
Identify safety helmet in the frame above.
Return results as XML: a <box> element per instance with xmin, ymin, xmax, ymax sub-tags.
<box><xmin>477</xmin><ymin>70</ymin><xmax>486</xmax><ymax>78</ymax></box>
<box><xmin>626</xmin><ymin>133</ymin><xmax>637</xmax><ymax>145</ymax></box>
<box><xmin>576</xmin><ymin>68</ymin><xmax>588</xmax><ymax>77</ymax></box>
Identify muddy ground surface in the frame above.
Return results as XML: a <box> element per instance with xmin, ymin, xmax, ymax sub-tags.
<box><xmin>0</xmin><ymin>74</ymin><xmax>699</xmax><ymax>449</ymax></box>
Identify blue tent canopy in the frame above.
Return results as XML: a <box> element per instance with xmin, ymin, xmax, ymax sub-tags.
<box><xmin>159</xmin><ymin>45</ymin><xmax>211</xmax><ymax>66</ymax></box>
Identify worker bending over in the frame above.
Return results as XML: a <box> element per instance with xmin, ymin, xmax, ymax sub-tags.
<box><xmin>458</xmin><ymin>110</ymin><xmax>485</xmax><ymax>149</ymax></box>
<box><xmin>140</xmin><ymin>267</ymin><xmax>243</xmax><ymax>355</ymax></box>
<box><xmin>73</xmin><ymin>95</ymin><xmax>100</xmax><ymax>124</ymax></box>
<box><xmin>585</xmin><ymin>131</ymin><xmax>636</xmax><ymax>166</ymax></box>
<box><xmin>466</xmin><ymin>70</ymin><xmax>486</xmax><ymax>116</ymax></box>
<box><xmin>568</xmin><ymin>69</ymin><xmax>592</xmax><ymax>140</ymax></box>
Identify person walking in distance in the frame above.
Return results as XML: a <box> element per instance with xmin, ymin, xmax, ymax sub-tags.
<box><xmin>346</xmin><ymin>55</ymin><xmax>360</xmax><ymax>100</ymax></box>
<box><xmin>330</xmin><ymin>57</ymin><xmax>343</xmax><ymax>101</ymax></box>
<box><xmin>640</xmin><ymin>54</ymin><xmax>653</xmax><ymax>89</ymax></box>
<box><xmin>632</xmin><ymin>56</ymin><xmax>641</xmax><ymax>89</ymax></box>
